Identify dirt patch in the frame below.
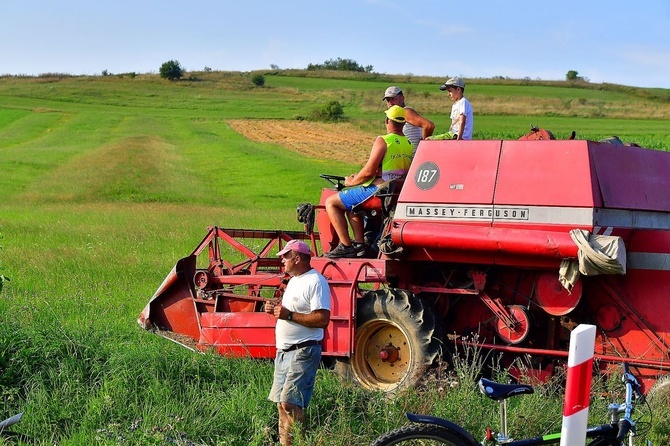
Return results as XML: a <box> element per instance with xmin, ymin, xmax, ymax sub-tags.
<box><xmin>227</xmin><ymin>119</ymin><xmax>375</xmax><ymax>166</ymax></box>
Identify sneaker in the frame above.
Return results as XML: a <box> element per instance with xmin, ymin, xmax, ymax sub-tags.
<box><xmin>325</xmin><ymin>243</ymin><xmax>357</xmax><ymax>258</ymax></box>
<box><xmin>357</xmin><ymin>243</ymin><xmax>378</xmax><ymax>259</ymax></box>
<box><xmin>352</xmin><ymin>242</ymin><xmax>368</xmax><ymax>258</ymax></box>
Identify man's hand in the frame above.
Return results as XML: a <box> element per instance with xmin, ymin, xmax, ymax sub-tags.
<box><xmin>267</xmin><ymin>301</ymin><xmax>289</xmax><ymax>319</ymax></box>
<box><xmin>265</xmin><ymin>299</ymin><xmax>279</xmax><ymax>316</ymax></box>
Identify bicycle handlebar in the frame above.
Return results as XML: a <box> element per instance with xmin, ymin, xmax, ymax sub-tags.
<box><xmin>622</xmin><ymin>362</ymin><xmax>644</xmax><ymax>401</ymax></box>
<box><xmin>615</xmin><ymin>418</ymin><xmax>632</xmax><ymax>443</ymax></box>
<box><xmin>615</xmin><ymin>362</ymin><xmax>643</xmax><ymax>443</ymax></box>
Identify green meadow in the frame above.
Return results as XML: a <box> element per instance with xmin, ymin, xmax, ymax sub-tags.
<box><xmin>1</xmin><ymin>71</ymin><xmax>669</xmax><ymax>445</ymax></box>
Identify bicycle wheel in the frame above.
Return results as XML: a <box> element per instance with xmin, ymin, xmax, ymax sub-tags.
<box><xmin>371</xmin><ymin>424</ymin><xmax>477</xmax><ymax>446</ymax></box>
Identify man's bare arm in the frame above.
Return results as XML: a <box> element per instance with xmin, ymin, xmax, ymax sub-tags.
<box><xmin>345</xmin><ymin>136</ymin><xmax>386</xmax><ymax>186</ymax></box>
<box><xmin>405</xmin><ymin>108</ymin><xmax>435</xmax><ymax>140</ymax></box>
<box><xmin>273</xmin><ymin>305</ymin><xmax>330</xmax><ymax>328</ymax></box>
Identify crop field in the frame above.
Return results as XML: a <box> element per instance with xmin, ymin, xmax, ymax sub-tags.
<box><xmin>1</xmin><ymin>71</ymin><xmax>669</xmax><ymax>445</ymax></box>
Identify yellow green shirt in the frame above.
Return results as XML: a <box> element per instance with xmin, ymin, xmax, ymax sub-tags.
<box><xmin>362</xmin><ymin>133</ymin><xmax>413</xmax><ymax>186</ymax></box>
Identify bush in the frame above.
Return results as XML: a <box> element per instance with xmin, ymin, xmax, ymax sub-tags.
<box><xmin>159</xmin><ymin>60</ymin><xmax>184</xmax><ymax>81</ymax></box>
<box><xmin>251</xmin><ymin>73</ymin><xmax>265</xmax><ymax>87</ymax></box>
<box><xmin>566</xmin><ymin>70</ymin><xmax>588</xmax><ymax>83</ymax></box>
<box><xmin>311</xmin><ymin>100</ymin><xmax>344</xmax><ymax>122</ymax></box>
<box><xmin>307</xmin><ymin>58</ymin><xmax>373</xmax><ymax>73</ymax></box>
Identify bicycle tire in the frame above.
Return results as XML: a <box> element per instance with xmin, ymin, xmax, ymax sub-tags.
<box><xmin>371</xmin><ymin>424</ymin><xmax>477</xmax><ymax>446</ymax></box>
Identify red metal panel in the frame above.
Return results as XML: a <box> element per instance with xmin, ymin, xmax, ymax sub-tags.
<box><xmin>495</xmin><ymin>140</ymin><xmax>599</xmax><ymax>207</ymax></box>
<box><xmin>199</xmin><ymin>312</ymin><xmax>275</xmax><ymax>329</ymax></box>
<box><xmin>399</xmin><ymin>140</ymin><xmax>502</xmax><ymax>205</ymax></box>
<box><xmin>212</xmin><ymin>345</ymin><xmax>276</xmax><ymax>357</ymax></box>
<box><xmin>315</xmin><ymin>189</ymin><xmax>338</xmax><ymax>255</ymax></box>
<box><xmin>393</xmin><ymin>222</ymin><xmax>579</xmax><ymax>258</ymax></box>
<box><xmin>314</xmin><ymin>257</ymin><xmax>388</xmax><ymax>356</ymax></box>
<box><xmin>591</xmin><ymin>143</ymin><xmax>670</xmax><ymax>212</ymax></box>
<box><xmin>142</xmin><ymin>256</ymin><xmax>202</xmax><ymax>341</ymax></box>
<box><xmin>628</xmin><ymin>230</ymin><xmax>670</xmax><ymax>254</ymax></box>
<box><xmin>618</xmin><ymin>271</ymin><xmax>670</xmax><ymax>346</ymax></box>
<box><xmin>199</xmin><ymin>312</ymin><xmax>276</xmax><ymax>358</ymax></box>
<box><xmin>322</xmin><ymin>320</ymin><xmax>353</xmax><ymax>357</ymax></box>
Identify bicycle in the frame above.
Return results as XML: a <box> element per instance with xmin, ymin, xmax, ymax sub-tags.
<box><xmin>371</xmin><ymin>363</ymin><xmax>651</xmax><ymax>445</ymax></box>
<box><xmin>0</xmin><ymin>411</ymin><xmax>22</xmax><ymax>437</ymax></box>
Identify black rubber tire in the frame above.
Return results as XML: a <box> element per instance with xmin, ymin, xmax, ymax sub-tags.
<box><xmin>346</xmin><ymin>288</ymin><xmax>440</xmax><ymax>393</ymax></box>
<box><xmin>371</xmin><ymin>424</ymin><xmax>477</xmax><ymax>446</ymax></box>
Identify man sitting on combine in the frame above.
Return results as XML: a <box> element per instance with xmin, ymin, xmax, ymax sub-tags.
<box><xmin>324</xmin><ymin>105</ymin><xmax>414</xmax><ymax>258</ymax></box>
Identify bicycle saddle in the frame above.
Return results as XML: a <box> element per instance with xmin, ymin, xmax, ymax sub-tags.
<box><xmin>478</xmin><ymin>378</ymin><xmax>534</xmax><ymax>401</ymax></box>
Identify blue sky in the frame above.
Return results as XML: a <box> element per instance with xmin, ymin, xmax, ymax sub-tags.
<box><xmin>2</xmin><ymin>0</ymin><xmax>669</xmax><ymax>89</ymax></box>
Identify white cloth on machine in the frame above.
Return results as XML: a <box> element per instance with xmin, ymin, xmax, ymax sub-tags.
<box><xmin>559</xmin><ymin>229</ymin><xmax>627</xmax><ymax>292</ymax></box>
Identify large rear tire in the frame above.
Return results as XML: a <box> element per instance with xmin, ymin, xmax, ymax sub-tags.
<box><xmin>371</xmin><ymin>424</ymin><xmax>477</xmax><ymax>446</ymax></box>
<box><xmin>347</xmin><ymin>289</ymin><xmax>440</xmax><ymax>393</ymax></box>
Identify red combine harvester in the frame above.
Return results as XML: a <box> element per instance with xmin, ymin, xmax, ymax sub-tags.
<box><xmin>138</xmin><ymin>136</ymin><xmax>670</xmax><ymax>394</ymax></box>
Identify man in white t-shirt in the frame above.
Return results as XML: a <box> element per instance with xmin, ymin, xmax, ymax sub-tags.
<box><xmin>439</xmin><ymin>76</ymin><xmax>474</xmax><ymax>140</ymax></box>
<box><xmin>382</xmin><ymin>85</ymin><xmax>435</xmax><ymax>152</ymax></box>
<box><xmin>265</xmin><ymin>239</ymin><xmax>331</xmax><ymax>445</ymax></box>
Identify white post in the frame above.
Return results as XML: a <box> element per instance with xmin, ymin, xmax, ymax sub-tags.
<box><xmin>560</xmin><ymin>324</ymin><xmax>596</xmax><ymax>446</ymax></box>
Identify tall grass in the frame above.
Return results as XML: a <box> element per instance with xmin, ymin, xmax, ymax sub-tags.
<box><xmin>1</xmin><ymin>72</ymin><xmax>669</xmax><ymax>444</ymax></box>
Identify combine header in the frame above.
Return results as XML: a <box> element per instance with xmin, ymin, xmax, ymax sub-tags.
<box><xmin>139</xmin><ymin>136</ymin><xmax>670</xmax><ymax>393</ymax></box>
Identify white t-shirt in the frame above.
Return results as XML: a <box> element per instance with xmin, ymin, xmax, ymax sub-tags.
<box><xmin>449</xmin><ymin>97</ymin><xmax>474</xmax><ymax>140</ymax></box>
<box><xmin>275</xmin><ymin>269</ymin><xmax>331</xmax><ymax>350</ymax></box>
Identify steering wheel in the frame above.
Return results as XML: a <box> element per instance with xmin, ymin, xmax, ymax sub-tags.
<box><xmin>319</xmin><ymin>174</ymin><xmax>346</xmax><ymax>191</ymax></box>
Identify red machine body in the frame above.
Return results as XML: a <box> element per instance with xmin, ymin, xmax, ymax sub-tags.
<box><xmin>139</xmin><ymin>138</ymin><xmax>670</xmax><ymax>392</ymax></box>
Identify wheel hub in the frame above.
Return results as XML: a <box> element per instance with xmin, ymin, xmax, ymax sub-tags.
<box><xmin>353</xmin><ymin>321</ymin><xmax>411</xmax><ymax>390</ymax></box>
<box><xmin>379</xmin><ymin>344</ymin><xmax>400</xmax><ymax>363</ymax></box>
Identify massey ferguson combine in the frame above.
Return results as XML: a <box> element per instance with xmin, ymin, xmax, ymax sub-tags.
<box><xmin>138</xmin><ymin>135</ymin><xmax>670</xmax><ymax>394</ymax></box>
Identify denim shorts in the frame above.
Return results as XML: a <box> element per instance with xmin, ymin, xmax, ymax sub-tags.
<box><xmin>268</xmin><ymin>345</ymin><xmax>322</xmax><ymax>408</ymax></box>
<box><xmin>339</xmin><ymin>184</ymin><xmax>378</xmax><ymax>211</ymax></box>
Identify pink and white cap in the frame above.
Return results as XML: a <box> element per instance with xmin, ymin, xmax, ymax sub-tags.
<box><xmin>277</xmin><ymin>239</ymin><xmax>312</xmax><ymax>256</ymax></box>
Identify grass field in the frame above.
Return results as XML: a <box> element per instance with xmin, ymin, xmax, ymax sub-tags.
<box><xmin>1</xmin><ymin>71</ymin><xmax>669</xmax><ymax>445</ymax></box>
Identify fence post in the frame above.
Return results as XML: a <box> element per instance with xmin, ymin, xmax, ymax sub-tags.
<box><xmin>559</xmin><ymin>324</ymin><xmax>596</xmax><ymax>446</ymax></box>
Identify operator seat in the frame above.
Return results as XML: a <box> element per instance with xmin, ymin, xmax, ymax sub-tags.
<box><xmin>351</xmin><ymin>178</ymin><xmax>404</xmax><ymax>249</ymax></box>
<box><xmin>351</xmin><ymin>178</ymin><xmax>404</xmax><ymax>217</ymax></box>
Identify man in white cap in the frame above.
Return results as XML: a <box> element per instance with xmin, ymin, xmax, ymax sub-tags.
<box><xmin>437</xmin><ymin>76</ymin><xmax>474</xmax><ymax>140</ymax></box>
<box><xmin>265</xmin><ymin>239</ymin><xmax>331</xmax><ymax>445</ymax></box>
<box><xmin>383</xmin><ymin>85</ymin><xmax>435</xmax><ymax>151</ymax></box>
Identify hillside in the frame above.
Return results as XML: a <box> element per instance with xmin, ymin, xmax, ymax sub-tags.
<box><xmin>1</xmin><ymin>70</ymin><xmax>670</xmax><ymax>445</ymax></box>
<box><xmin>2</xmin><ymin>70</ymin><xmax>669</xmax><ymax>160</ymax></box>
